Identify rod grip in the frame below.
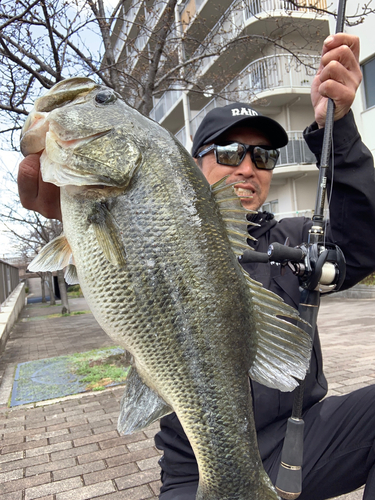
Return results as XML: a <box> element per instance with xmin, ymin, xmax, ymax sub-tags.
<box><xmin>268</xmin><ymin>243</ymin><xmax>304</xmax><ymax>263</ymax></box>
<box><xmin>275</xmin><ymin>418</ymin><xmax>304</xmax><ymax>500</ymax></box>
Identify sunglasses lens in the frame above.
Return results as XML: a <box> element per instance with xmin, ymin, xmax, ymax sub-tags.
<box><xmin>253</xmin><ymin>147</ymin><xmax>279</xmax><ymax>170</ymax></box>
<box><xmin>216</xmin><ymin>144</ymin><xmax>246</xmax><ymax>166</ymax></box>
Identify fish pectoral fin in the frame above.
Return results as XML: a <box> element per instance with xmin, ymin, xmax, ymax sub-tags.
<box><xmin>88</xmin><ymin>202</ymin><xmax>126</xmax><ymax>267</ymax></box>
<box><xmin>28</xmin><ymin>233</ymin><xmax>72</xmax><ymax>272</ymax></box>
<box><xmin>118</xmin><ymin>367</ymin><xmax>172</xmax><ymax>435</ymax></box>
<box><xmin>244</xmin><ymin>272</ymin><xmax>312</xmax><ymax>392</ymax></box>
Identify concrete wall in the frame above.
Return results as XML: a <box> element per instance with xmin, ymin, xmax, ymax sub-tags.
<box><xmin>0</xmin><ymin>282</ymin><xmax>25</xmax><ymax>355</ymax></box>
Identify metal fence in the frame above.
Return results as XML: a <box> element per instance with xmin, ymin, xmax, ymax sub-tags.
<box><xmin>0</xmin><ymin>260</ymin><xmax>20</xmax><ymax>305</ymax></box>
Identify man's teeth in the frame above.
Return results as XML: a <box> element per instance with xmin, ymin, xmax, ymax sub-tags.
<box><xmin>234</xmin><ymin>187</ymin><xmax>254</xmax><ymax>197</ymax></box>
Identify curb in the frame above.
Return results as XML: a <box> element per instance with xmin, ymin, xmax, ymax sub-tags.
<box><xmin>326</xmin><ymin>285</ymin><xmax>375</xmax><ymax>300</ymax></box>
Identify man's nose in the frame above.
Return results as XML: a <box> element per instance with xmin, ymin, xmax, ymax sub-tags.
<box><xmin>234</xmin><ymin>152</ymin><xmax>256</xmax><ymax>176</ymax></box>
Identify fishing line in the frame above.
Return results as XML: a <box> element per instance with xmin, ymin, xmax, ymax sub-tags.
<box><xmin>323</xmin><ymin>124</ymin><xmax>335</xmax><ymax>249</ymax></box>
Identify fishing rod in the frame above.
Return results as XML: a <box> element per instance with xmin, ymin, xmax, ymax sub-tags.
<box><xmin>240</xmin><ymin>1</ymin><xmax>348</xmax><ymax>498</ymax></box>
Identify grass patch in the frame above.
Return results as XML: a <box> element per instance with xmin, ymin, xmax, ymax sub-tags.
<box><xmin>67</xmin><ymin>285</ymin><xmax>84</xmax><ymax>298</ymax></box>
<box><xmin>22</xmin><ymin>310</ymin><xmax>91</xmax><ymax>321</ymax></box>
<box><xmin>360</xmin><ymin>273</ymin><xmax>375</xmax><ymax>286</ymax></box>
<box><xmin>70</xmin><ymin>347</ymin><xmax>129</xmax><ymax>391</ymax></box>
<box><xmin>11</xmin><ymin>347</ymin><xmax>129</xmax><ymax>406</ymax></box>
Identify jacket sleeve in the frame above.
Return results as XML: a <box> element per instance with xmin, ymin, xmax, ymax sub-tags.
<box><xmin>303</xmin><ymin>110</ymin><xmax>375</xmax><ymax>289</ymax></box>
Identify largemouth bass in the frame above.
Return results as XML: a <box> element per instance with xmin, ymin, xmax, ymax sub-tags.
<box><xmin>21</xmin><ymin>77</ymin><xmax>311</xmax><ymax>500</ymax></box>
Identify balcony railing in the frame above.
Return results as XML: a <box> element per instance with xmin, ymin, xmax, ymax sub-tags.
<box><xmin>243</xmin><ymin>0</ymin><xmax>328</xmax><ymax>19</ymax></box>
<box><xmin>225</xmin><ymin>54</ymin><xmax>319</xmax><ymax>98</ymax></box>
<box><xmin>278</xmin><ymin>131</ymin><xmax>316</xmax><ymax>166</ymax></box>
<box><xmin>150</xmin><ymin>88</ymin><xmax>183</xmax><ymax>122</ymax></box>
<box><xmin>184</xmin><ymin>0</ymin><xmax>327</xmax><ymax>68</ymax></box>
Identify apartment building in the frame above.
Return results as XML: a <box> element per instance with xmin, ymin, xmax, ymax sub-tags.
<box><xmin>341</xmin><ymin>7</ymin><xmax>375</xmax><ymax>158</ymax></box>
<box><xmin>111</xmin><ymin>0</ymin><xmax>374</xmax><ymax>218</ymax></box>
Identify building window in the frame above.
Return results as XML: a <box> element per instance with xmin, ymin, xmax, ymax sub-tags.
<box><xmin>262</xmin><ymin>200</ymin><xmax>278</xmax><ymax>214</ymax></box>
<box><xmin>362</xmin><ymin>56</ymin><xmax>375</xmax><ymax>109</ymax></box>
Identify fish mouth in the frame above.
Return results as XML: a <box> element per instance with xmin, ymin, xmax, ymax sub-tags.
<box><xmin>50</xmin><ymin>125</ymin><xmax>112</xmax><ymax>151</ymax></box>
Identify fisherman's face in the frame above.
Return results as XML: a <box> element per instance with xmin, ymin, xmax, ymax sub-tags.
<box><xmin>198</xmin><ymin>127</ymin><xmax>273</xmax><ymax>211</ymax></box>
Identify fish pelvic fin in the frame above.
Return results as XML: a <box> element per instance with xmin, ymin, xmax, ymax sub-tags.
<box><xmin>28</xmin><ymin>233</ymin><xmax>72</xmax><ymax>272</ymax></box>
<box><xmin>64</xmin><ymin>264</ymin><xmax>79</xmax><ymax>285</ymax></box>
<box><xmin>244</xmin><ymin>273</ymin><xmax>312</xmax><ymax>392</ymax></box>
<box><xmin>118</xmin><ymin>367</ymin><xmax>172</xmax><ymax>435</ymax></box>
<box><xmin>88</xmin><ymin>202</ymin><xmax>126</xmax><ymax>267</ymax></box>
<box><xmin>211</xmin><ymin>177</ymin><xmax>258</xmax><ymax>253</ymax></box>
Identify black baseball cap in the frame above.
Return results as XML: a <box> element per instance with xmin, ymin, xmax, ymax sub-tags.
<box><xmin>191</xmin><ymin>102</ymin><xmax>288</xmax><ymax>157</ymax></box>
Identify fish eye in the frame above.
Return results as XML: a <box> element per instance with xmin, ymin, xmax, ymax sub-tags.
<box><xmin>95</xmin><ymin>90</ymin><xmax>117</xmax><ymax>105</ymax></box>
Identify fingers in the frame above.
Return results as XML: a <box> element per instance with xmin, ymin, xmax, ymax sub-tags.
<box><xmin>313</xmin><ymin>34</ymin><xmax>361</xmax><ymax>125</ymax></box>
<box><xmin>321</xmin><ymin>33</ymin><xmax>360</xmax><ymax>62</ymax></box>
<box><xmin>319</xmin><ymin>43</ymin><xmax>362</xmax><ymax>88</ymax></box>
<box><xmin>18</xmin><ymin>154</ymin><xmax>62</xmax><ymax>220</ymax></box>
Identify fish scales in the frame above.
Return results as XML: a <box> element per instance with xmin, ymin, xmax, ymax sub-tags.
<box><xmin>61</xmin><ymin>153</ymin><xmax>264</xmax><ymax>496</ymax></box>
<box><xmin>22</xmin><ymin>77</ymin><xmax>312</xmax><ymax>500</ymax></box>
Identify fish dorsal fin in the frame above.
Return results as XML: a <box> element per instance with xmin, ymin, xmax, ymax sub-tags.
<box><xmin>28</xmin><ymin>233</ymin><xmax>72</xmax><ymax>272</ymax></box>
<box><xmin>211</xmin><ymin>177</ymin><xmax>259</xmax><ymax>255</ymax></box>
<box><xmin>243</xmin><ymin>272</ymin><xmax>312</xmax><ymax>392</ymax></box>
<box><xmin>211</xmin><ymin>177</ymin><xmax>311</xmax><ymax>390</ymax></box>
<box><xmin>118</xmin><ymin>367</ymin><xmax>172</xmax><ymax>435</ymax></box>
<box><xmin>88</xmin><ymin>202</ymin><xmax>126</xmax><ymax>267</ymax></box>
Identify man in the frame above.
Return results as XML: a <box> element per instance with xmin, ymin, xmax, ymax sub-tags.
<box><xmin>18</xmin><ymin>34</ymin><xmax>375</xmax><ymax>499</ymax></box>
<box><xmin>155</xmin><ymin>34</ymin><xmax>375</xmax><ymax>500</ymax></box>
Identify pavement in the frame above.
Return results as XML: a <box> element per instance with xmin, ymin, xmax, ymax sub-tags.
<box><xmin>0</xmin><ymin>295</ymin><xmax>374</xmax><ymax>499</ymax></box>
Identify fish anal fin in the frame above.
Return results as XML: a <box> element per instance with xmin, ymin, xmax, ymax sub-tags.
<box><xmin>118</xmin><ymin>367</ymin><xmax>172</xmax><ymax>435</ymax></box>
<box><xmin>88</xmin><ymin>202</ymin><xmax>126</xmax><ymax>267</ymax></box>
<box><xmin>28</xmin><ymin>234</ymin><xmax>72</xmax><ymax>272</ymax></box>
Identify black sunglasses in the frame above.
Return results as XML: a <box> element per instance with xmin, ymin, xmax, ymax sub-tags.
<box><xmin>196</xmin><ymin>142</ymin><xmax>279</xmax><ymax>170</ymax></box>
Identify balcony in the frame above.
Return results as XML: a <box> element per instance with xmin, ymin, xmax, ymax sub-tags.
<box><xmin>149</xmin><ymin>88</ymin><xmax>183</xmax><ymax>122</ymax></box>
<box><xmin>243</xmin><ymin>0</ymin><xmax>328</xmax><ymax>20</ymax></box>
<box><xmin>150</xmin><ymin>52</ymin><xmax>318</xmax><ymax>128</ymax></box>
<box><xmin>225</xmin><ymin>54</ymin><xmax>320</xmax><ymax>105</ymax></box>
<box><xmin>278</xmin><ymin>131</ymin><xmax>316</xmax><ymax>166</ymax></box>
<box><xmin>180</xmin><ymin>0</ymin><xmax>327</xmax><ymax>43</ymax></box>
<box><xmin>113</xmin><ymin>0</ymin><xmax>168</xmax><ymax>69</ymax></box>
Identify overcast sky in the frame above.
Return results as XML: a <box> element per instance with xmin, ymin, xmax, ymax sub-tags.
<box><xmin>0</xmin><ymin>150</ymin><xmax>23</xmax><ymax>258</ymax></box>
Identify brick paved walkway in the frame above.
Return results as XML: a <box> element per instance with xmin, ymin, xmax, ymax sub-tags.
<box><xmin>0</xmin><ymin>295</ymin><xmax>374</xmax><ymax>499</ymax></box>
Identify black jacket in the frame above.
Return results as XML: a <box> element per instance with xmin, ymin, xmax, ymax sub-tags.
<box><xmin>155</xmin><ymin>111</ymin><xmax>375</xmax><ymax>475</ymax></box>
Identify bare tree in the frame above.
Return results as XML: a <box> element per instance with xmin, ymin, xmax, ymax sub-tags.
<box><xmin>0</xmin><ymin>167</ymin><xmax>69</xmax><ymax>311</ymax></box>
<box><xmin>1</xmin><ymin>0</ymin><xmax>373</xmax><ymax>149</ymax></box>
